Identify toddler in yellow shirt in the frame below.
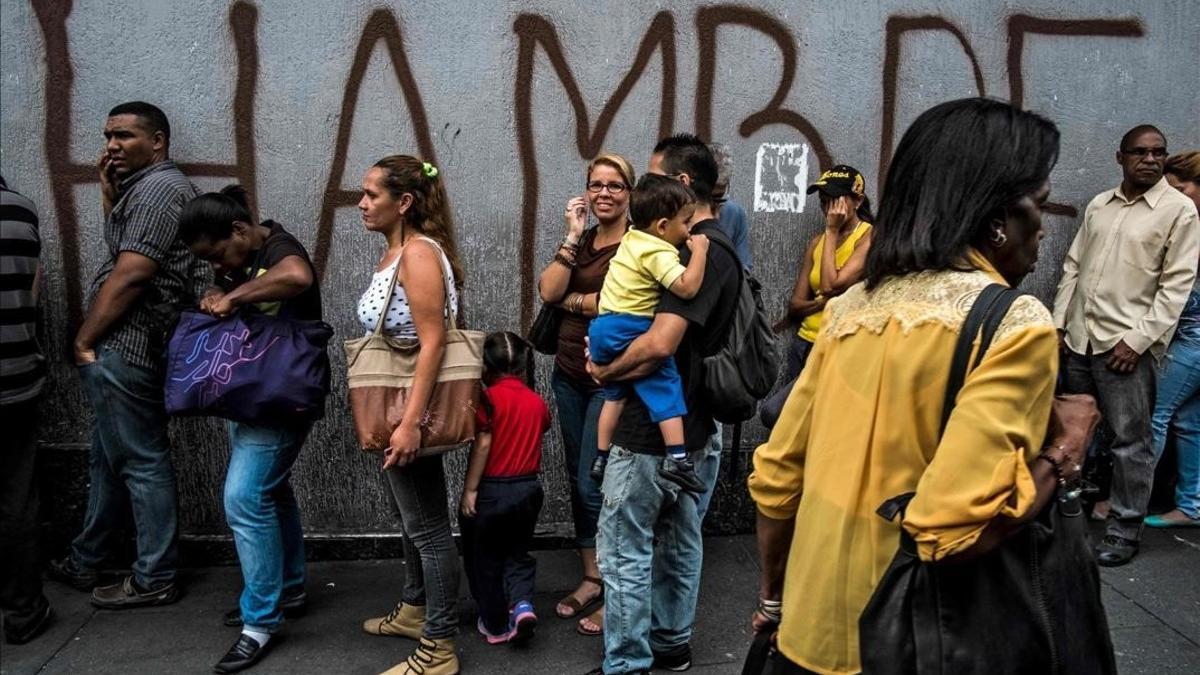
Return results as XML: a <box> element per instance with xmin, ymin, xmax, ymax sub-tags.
<box><xmin>587</xmin><ymin>174</ymin><xmax>709</xmax><ymax>492</ymax></box>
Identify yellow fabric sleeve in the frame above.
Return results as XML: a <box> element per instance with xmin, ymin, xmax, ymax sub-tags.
<box><xmin>902</xmin><ymin>323</ymin><xmax>1059</xmax><ymax>561</ymax></box>
<box><xmin>748</xmin><ymin>326</ymin><xmax>829</xmax><ymax>520</ymax></box>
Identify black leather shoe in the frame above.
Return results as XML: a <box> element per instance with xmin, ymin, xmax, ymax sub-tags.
<box><xmin>4</xmin><ymin>597</ymin><xmax>53</xmax><ymax>645</ymax></box>
<box><xmin>213</xmin><ymin>634</ymin><xmax>270</xmax><ymax>673</ymax></box>
<box><xmin>1095</xmin><ymin>535</ymin><xmax>1139</xmax><ymax>567</ymax></box>
<box><xmin>590</xmin><ymin>453</ymin><xmax>609</xmax><ymax>483</ymax></box>
<box><xmin>223</xmin><ymin>590</ymin><xmax>308</xmax><ymax>627</ymax></box>
<box><xmin>658</xmin><ymin>456</ymin><xmax>706</xmax><ymax>493</ymax></box>
<box><xmin>47</xmin><ymin>556</ymin><xmax>98</xmax><ymax>591</ymax></box>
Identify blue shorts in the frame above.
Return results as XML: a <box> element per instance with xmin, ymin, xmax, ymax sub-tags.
<box><xmin>587</xmin><ymin>313</ymin><xmax>687</xmax><ymax>424</ymax></box>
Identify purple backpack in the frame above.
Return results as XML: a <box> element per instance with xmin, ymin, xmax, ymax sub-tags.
<box><xmin>164</xmin><ymin>310</ymin><xmax>332</xmax><ymax>423</ymax></box>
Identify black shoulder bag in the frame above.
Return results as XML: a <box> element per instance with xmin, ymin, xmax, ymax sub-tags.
<box><xmin>858</xmin><ymin>284</ymin><xmax>1116</xmax><ymax>675</ymax></box>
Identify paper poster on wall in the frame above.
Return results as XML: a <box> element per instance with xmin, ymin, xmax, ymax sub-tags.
<box><xmin>753</xmin><ymin>142</ymin><xmax>808</xmax><ymax>214</ymax></box>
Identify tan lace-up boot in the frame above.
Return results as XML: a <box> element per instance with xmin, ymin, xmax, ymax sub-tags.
<box><xmin>362</xmin><ymin>602</ymin><xmax>426</xmax><ymax>639</ymax></box>
<box><xmin>379</xmin><ymin>636</ymin><xmax>459</xmax><ymax>675</ymax></box>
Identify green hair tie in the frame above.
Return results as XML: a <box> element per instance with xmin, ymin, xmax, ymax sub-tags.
<box><xmin>422</xmin><ymin>162</ymin><xmax>439</xmax><ymax>179</ymax></box>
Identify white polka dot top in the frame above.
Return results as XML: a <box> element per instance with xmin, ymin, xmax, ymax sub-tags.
<box><xmin>357</xmin><ymin>237</ymin><xmax>459</xmax><ymax>339</ymax></box>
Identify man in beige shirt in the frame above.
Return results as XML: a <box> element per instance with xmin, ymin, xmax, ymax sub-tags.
<box><xmin>1054</xmin><ymin>124</ymin><xmax>1200</xmax><ymax>566</ymax></box>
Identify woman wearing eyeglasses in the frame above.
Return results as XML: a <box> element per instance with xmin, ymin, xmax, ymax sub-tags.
<box><xmin>537</xmin><ymin>152</ymin><xmax>635</xmax><ymax>636</ymax></box>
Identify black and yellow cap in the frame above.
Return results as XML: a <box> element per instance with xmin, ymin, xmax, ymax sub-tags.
<box><xmin>806</xmin><ymin>165</ymin><xmax>866</xmax><ymax>198</ymax></box>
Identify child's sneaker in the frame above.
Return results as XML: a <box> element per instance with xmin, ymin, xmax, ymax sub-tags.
<box><xmin>658</xmin><ymin>456</ymin><xmax>705</xmax><ymax>493</ymax></box>
<box><xmin>589</xmin><ymin>454</ymin><xmax>608</xmax><ymax>483</ymax></box>
<box><xmin>477</xmin><ymin>617</ymin><xmax>514</xmax><ymax>645</ymax></box>
<box><xmin>510</xmin><ymin>601</ymin><xmax>537</xmax><ymax>644</ymax></box>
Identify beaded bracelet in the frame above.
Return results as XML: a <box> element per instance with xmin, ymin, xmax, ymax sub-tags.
<box><xmin>1038</xmin><ymin>450</ymin><xmax>1084</xmax><ymax>502</ymax></box>
<box><xmin>554</xmin><ymin>252</ymin><xmax>577</xmax><ymax>269</ymax></box>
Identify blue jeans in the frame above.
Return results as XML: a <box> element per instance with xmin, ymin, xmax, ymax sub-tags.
<box><xmin>71</xmin><ymin>346</ymin><xmax>178</xmax><ymax>587</ymax></box>
<box><xmin>551</xmin><ymin>367</ymin><xmax>605</xmax><ymax>548</ymax></box>
<box><xmin>697</xmin><ymin>425</ymin><xmax>722</xmax><ymax>522</ymax></box>
<box><xmin>385</xmin><ymin>456</ymin><xmax>460</xmax><ymax>639</ymax></box>
<box><xmin>225</xmin><ymin>420</ymin><xmax>309</xmax><ymax>632</ymax></box>
<box><xmin>596</xmin><ymin>443</ymin><xmax>719</xmax><ymax>674</ymax></box>
<box><xmin>1152</xmin><ymin>338</ymin><xmax>1200</xmax><ymax>519</ymax></box>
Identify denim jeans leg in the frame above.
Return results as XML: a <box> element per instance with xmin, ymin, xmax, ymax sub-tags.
<box><xmin>551</xmin><ymin>367</ymin><xmax>604</xmax><ymax>549</ymax></box>
<box><xmin>225</xmin><ymin>420</ymin><xmax>307</xmax><ymax>631</ymax></box>
<box><xmin>1156</xmin><ymin>339</ymin><xmax>1200</xmax><ymax>518</ymax></box>
<box><xmin>1090</xmin><ymin>353</ymin><xmax>1157</xmax><ymax>541</ymax></box>
<box><xmin>649</xmin><ymin>468</ymin><xmax>704</xmax><ymax>654</ymax></box>
<box><xmin>74</xmin><ymin>348</ymin><xmax>178</xmax><ymax>587</ymax></box>
<box><xmin>696</xmin><ymin>425</ymin><xmax>723</xmax><ymax>522</ymax></box>
<box><xmin>1151</xmin><ymin>340</ymin><xmax>1200</xmax><ymax>458</ymax></box>
<box><xmin>69</xmin><ymin>404</ymin><xmax>127</xmax><ymax>571</ymax></box>
<box><xmin>1173</xmin><ymin>391</ymin><xmax>1200</xmax><ymax>518</ymax></box>
<box><xmin>597</xmin><ymin>446</ymin><xmax>666</xmax><ymax>674</ymax></box>
<box><xmin>385</xmin><ymin>456</ymin><xmax>460</xmax><ymax>639</ymax></box>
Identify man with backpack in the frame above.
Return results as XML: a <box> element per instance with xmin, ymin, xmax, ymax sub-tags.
<box><xmin>584</xmin><ymin>134</ymin><xmax>755</xmax><ymax>675</ymax></box>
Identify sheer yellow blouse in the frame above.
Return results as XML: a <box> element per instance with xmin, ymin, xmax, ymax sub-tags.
<box><xmin>748</xmin><ymin>253</ymin><xmax>1058</xmax><ymax>675</ymax></box>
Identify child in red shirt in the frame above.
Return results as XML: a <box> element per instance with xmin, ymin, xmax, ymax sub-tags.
<box><xmin>460</xmin><ymin>332</ymin><xmax>550</xmax><ymax>645</ymax></box>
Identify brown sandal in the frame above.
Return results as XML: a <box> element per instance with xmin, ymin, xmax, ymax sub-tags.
<box><xmin>556</xmin><ymin>576</ymin><xmax>604</xmax><ymax>619</ymax></box>
<box><xmin>577</xmin><ymin>606</ymin><xmax>604</xmax><ymax>636</ymax></box>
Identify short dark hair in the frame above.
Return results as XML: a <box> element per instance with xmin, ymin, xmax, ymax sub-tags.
<box><xmin>865</xmin><ymin>97</ymin><xmax>1059</xmax><ymax>289</ymax></box>
<box><xmin>629</xmin><ymin>173</ymin><xmax>696</xmax><ymax>230</ymax></box>
<box><xmin>653</xmin><ymin>133</ymin><xmax>718</xmax><ymax>205</ymax></box>
<box><xmin>178</xmin><ymin>185</ymin><xmax>253</xmax><ymax>245</ymax></box>
<box><xmin>1120</xmin><ymin>124</ymin><xmax>1165</xmax><ymax>151</ymax></box>
<box><xmin>108</xmin><ymin>101</ymin><xmax>171</xmax><ymax>148</ymax></box>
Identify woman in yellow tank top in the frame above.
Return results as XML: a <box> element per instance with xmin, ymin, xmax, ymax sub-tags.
<box><xmin>780</xmin><ymin>165</ymin><xmax>874</xmax><ymax>381</ymax></box>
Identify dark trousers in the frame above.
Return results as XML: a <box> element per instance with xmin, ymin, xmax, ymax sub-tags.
<box><xmin>1063</xmin><ymin>348</ymin><xmax>1157</xmax><ymax>541</ymax></box>
<box><xmin>0</xmin><ymin>398</ymin><xmax>49</xmax><ymax>635</ymax></box>
<box><xmin>460</xmin><ymin>475</ymin><xmax>543</xmax><ymax>635</ymax></box>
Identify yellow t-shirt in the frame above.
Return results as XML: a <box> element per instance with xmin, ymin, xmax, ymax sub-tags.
<box><xmin>749</xmin><ymin>251</ymin><xmax>1056</xmax><ymax>674</ymax></box>
<box><xmin>798</xmin><ymin>221</ymin><xmax>872</xmax><ymax>342</ymax></box>
<box><xmin>598</xmin><ymin>229</ymin><xmax>687</xmax><ymax>317</ymax></box>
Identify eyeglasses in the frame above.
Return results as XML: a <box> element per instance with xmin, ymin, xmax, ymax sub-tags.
<box><xmin>1120</xmin><ymin>147</ymin><xmax>1168</xmax><ymax>159</ymax></box>
<box><xmin>586</xmin><ymin>181</ymin><xmax>628</xmax><ymax>194</ymax></box>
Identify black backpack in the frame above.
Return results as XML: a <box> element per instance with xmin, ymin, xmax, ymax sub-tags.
<box><xmin>701</xmin><ymin>232</ymin><xmax>782</xmax><ymax>423</ymax></box>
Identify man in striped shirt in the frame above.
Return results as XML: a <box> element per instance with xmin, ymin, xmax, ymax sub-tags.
<box><xmin>48</xmin><ymin>102</ymin><xmax>208</xmax><ymax>608</ymax></box>
<box><xmin>0</xmin><ymin>176</ymin><xmax>52</xmax><ymax>644</ymax></box>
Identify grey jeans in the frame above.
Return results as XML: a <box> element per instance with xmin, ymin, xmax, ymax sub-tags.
<box><xmin>1063</xmin><ymin>349</ymin><xmax>1157</xmax><ymax>541</ymax></box>
<box><xmin>385</xmin><ymin>455</ymin><xmax>460</xmax><ymax>639</ymax></box>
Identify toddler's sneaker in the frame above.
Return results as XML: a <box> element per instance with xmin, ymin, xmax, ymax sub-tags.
<box><xmin>589</xmin><ymin>453</ymin><xmax>609</xmax><ymax>483</ymax></box>
<box><xmin>477</xmin><ymin>617</ymin><xmax>514</xmax><ymax>645</ymax></box>
<box><xmin>658</xmin><ymin>456</ymin><xmax>705</xmax><ymax>493</ymax></box>
<box><xmin>510</xmin><ymin>601</ymin><xmax>537</xmax><ymax>644</ymax></box>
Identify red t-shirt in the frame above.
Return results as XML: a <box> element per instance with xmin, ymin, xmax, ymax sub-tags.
<box><xmin>475</xmin><ymin>375</ymin><xmax>551</xmax><ymax>477</ymax></box>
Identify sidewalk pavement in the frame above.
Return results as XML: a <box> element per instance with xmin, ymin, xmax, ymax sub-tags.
<box><xmin>4</xmin><ymin>529</ymin><xmax>1198</xmax><ymax>674</ymax></box>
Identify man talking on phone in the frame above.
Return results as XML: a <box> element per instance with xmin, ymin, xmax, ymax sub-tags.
<box><xmin>48</xmin><ymin>102</ymin><xmax>208</xmax><ymax>608</ymax></box>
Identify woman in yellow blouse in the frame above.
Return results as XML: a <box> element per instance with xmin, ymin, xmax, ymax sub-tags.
<box><xmin>779</xmin><ymin>165</ymin><xmax>873</xmax><ymax>381</ymax></box>
<box><xmin>748</xmin><ymin>98</ymin><xmax>1093</xmax><ymax>674</ymax></box>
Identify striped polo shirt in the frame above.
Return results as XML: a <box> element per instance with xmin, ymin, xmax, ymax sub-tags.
<box><xmin>1</xmin><ymin>182</ymin><xmax>45</xmax><ymax>404</ymax></box>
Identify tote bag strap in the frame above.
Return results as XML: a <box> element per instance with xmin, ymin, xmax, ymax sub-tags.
<box><xmin>877</xmin><ymin>282</ymin><xmax>1022</xmax><ymax>523</ymax></box>
<box><xmin>412</xmin><ymin>235</ymin><xmax>459</xmax><ymax>328</ymax></box>
<box><xmin>371</xmin><ymin>236</ymin><xmax>458</xmax><ymax>335</ymax></box>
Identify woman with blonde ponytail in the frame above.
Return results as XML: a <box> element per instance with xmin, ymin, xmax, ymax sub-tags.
<box><xmin>355</xmin><ymin>155</ymin><xmax>464</xmax><ymax>675</ymax></box>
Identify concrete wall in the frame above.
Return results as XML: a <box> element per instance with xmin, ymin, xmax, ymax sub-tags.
<box><xmin>2</xmin><ymin>0</ymin><xmax>1198</xmax><ymax>552</ymax></box>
